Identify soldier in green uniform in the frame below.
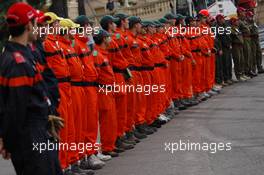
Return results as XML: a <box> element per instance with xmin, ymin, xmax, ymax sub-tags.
<box><xmin>230</xmin><ymin>17</ymin><xmax>247</xmax><ymax>81</ymax></box>
<box><xmin>216</xmin><ymin>14</ymin><xmax>233</xmax><ymax>85</ymax></box>
<box><xmin>246</xmin><ymin>11</ymin><xmax>264</xmax><ymax>74</ymax></box>
<box><xmin>237</xmin><ymin>7</ymin><xmax>254</xmax><ymax>78</ymax></box>
<box><xmin>246</xmin><ymin>11</ymin><xmax>258</xmax><ymax>76</ymax></box>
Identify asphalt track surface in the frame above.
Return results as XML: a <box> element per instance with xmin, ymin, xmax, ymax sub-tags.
<box><xmin>1</xmin><ymin>74</ymin><xmax>264</xmax><ymax>175</ymax></box>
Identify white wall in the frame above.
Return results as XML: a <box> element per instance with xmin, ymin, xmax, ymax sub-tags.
<box><xmin>208</xmin><ymin>0</ymin><xmax>237</xmax><ymax>17</ymax></box>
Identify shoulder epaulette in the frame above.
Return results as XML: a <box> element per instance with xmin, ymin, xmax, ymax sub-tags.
<box><xmin>13</xmin><ymin>52</ymin><xmax>26</xmax><ymax>64</ymax></box>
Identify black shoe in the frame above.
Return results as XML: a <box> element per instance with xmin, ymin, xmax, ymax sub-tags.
<box><xmin>195</xmin><ymin>95</ymin><xmax>202</xmax><ymax>103</ymax></box>
<box><xmin>148</xmin><ymin>125</ymin><xmax>158</xmax><ymax>132</ymax></box>
<box><xmin>246</xmin><ymin>73</ymin><xmax>254</xmax><ymax>78</ymax></box>
<box><xmin>114</xmin><ymin>146</ymin><xmax>125</xmax><ymax>153</ymax></box>
<box><xmin>121</xmin><ymin>136</ymin><xmax>137</xmax><ymax>145</ymax></box>
<box><xmin>150</xmin><ymin>120</ymin><xmax>162</xmax><ymax>128</ymax></box>
<box><xmin>64</xmin><ymin>169</ymin><xmax>80</xmax><ymax>175</ymax></box>
<box><xmin>178</xmin><ymin>103</ymin><xmax>187</xmax><ymax>110</ymax></box>
<box><xmin>71</xmin><ymin>164</ymin><xmax>94</xmax><ymax>175</ymax></box>
<box><xmin>189</xmin><ymin>99</ymin><xmax>199</xmax><ymax>106</ymax></box>
<box><xmin>136</xmin><ymin>124</ymin><xmax>154</xmax><ymax>135</ymax></box>
<box><xmin>126</xmin><ymin>132</ymin><xmax>140</xmax><ymax>143</ymax></box>
<box><xmin>102</xmin><ymin>151</ymin><xmax>119</xmax><ymax>157</ymax></box>
<box><xmin>180</xmin><ymin>99</ymin><xmax>192</xmax><ymax>107</ymax></box>
<box><xmin>133</xmin><ymin>129</ymin><xmax>147</xmax><ymax>139</ymax></box>
<box><xmin>199</xmin><ymin>94</ymin><xmax>208</xmax><ymax>101</ymax></box>
<box><xmin>116</xmin><ymin>138</ymin><xmax>134</xmax><ymax>150</ymax></box>
<box><xmin>79</xmin><ymin>158</ymin><xmax>104</xmax><ymax>170</ymax></box>
<box><xmin>249</xmin><ymin>71</ymin><xmax>257</xmax><ymax>77</ymax></box>
<box><xmin>175</xmin><ymin>100</ymin><xmax>187</xmax><ymax>110</ymax></box>
<box><xmin>258</xmin><ymin>68</ymin><xmax>264</xmax><ymax>74</ymax></box>
<box><xmin>142</xmin><ymin>123</ymin><xmax>156</xmax><ymax>133</ymax></box>
<box><xmin>165</xmin><ymin>108</ymin><xmax>175</xmax><ymax>118</ymax></box>
<box><xmin>156</xmin><ymin>118</ymin><xmax>167</xmax><ymax>125</ymax></box>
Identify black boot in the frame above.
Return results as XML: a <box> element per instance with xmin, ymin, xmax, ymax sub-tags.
<box><xmin>116</xmin><ymin>137</ymin><xmax>134</xmax><ymax>150</ymax></box>
<box><xmin>121</xmin><ymin>135</ymin><xmax>137</xmax><ymax>145</ymax></box>
<box><xmin>133</xmin><ymin>129</ymin><xmax>147</xmax><ymax>139</ymax></box>
<box><xmin>180</xmin><ymin>99</ymin><xmax>192</xmax><ymax>107</ymax></box>
<box><xmin>150</xmin><ymin>120</ymin><xmax>162</xmax><ymax>128</ymax></box>
<box><xmin>126</xmin><ymin>131</ymin><xmax>140</xmax><ymax>143</ymax></box>
<box><xmin>136</xmin><ymin>124</ymin><xmax>154</xmax><ymax>135</ymax></box>
<box><xmin>71</xmin><ymin>163</ymin><xmax>94</xmax><ymax>175</ymax></box>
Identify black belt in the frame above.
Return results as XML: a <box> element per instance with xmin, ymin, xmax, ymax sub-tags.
<box><xmin>71</xmin><ymin>81</ymin><xmax>98</xmax><ymax>87</ymax></box>
<box><xmin>155</xmin><ymin>63</ymin><xmax>165</xmax><ymax>67</ymax></box>
<box><xmin>191</xmin><ymin>49</ymin><xmax>201</xmax><ymax>53</ymax></box>
<box><xmin>57</xmin><ymin>77</ymin><xmax>71</xmax><ymax>83</ymax></box>
<box><xmin>140</xmin><ymin>66</ymin><xmax>154</xmax><ymax>71</ymax></box>
<box><xmin>129</xmin><ymin>66</ymin><xmax>154</xmax><ymax>71</ymax></box>
<box><xmin>129</xmin><ymin>66</ymin><xmax>141</xmax><ymax>71</ymax></box>
<box><xmin>113</xmin><ymin>67</ymin><xmax>126</xmax><ymax>73</ymax></box>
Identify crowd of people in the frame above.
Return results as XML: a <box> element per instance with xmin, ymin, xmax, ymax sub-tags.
<box><xmin>0</xmin><ymin>2</ymin><xmax>263</xmax><ymax>175</ymax></box>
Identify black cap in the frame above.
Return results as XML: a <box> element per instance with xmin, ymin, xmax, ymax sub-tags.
<box><xmin>75</xmin><ymin>15</ymin><xmax>93</xmax><ymax>26</ymax></box>
<box><xmin>114</xmin><ymin>13</ymin><xmax>129</xmax><ymax>20</ymax></box>
<box><xmin>153</xmin><ymin>21</ymin><xmax>164</xmax><ymax>28</ymax></box>
<box><xmin>164</xmin><ymin>13</ymin><xmax>177</xmax><ymax>20</ymax></box>
<box><xmin>142</xmin><ymin>20</ymin><xmax>155</xmax><ymax>27</ymax></box>
<box><xmin>128</xmin><ymin>16</ymin><xmax>142</xmax><ymax>28</ymax></box>
<box><xmin>158</xmin><ymin>18</ymin><xmax>170</xmax><ymax>24</ymax></box>
<box><xmin>100</xmin><ymin>15</ymin><xmax>119</xmax><ymax>29</ymax></box>
<box><xmin>176</xmin><ymin>14</ymin><xmax>185</xmax><ymax>20</ymax></box>
<box><xmin>93</xmin><ymin>29</ymin><xmax>110</xmax><ymax>44</ymax></box>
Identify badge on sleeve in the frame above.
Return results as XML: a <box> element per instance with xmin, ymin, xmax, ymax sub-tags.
<box><xmin>93</xmin><ymin>50</ymin><xmax>98</xmax><ymax>56</ymax></box>
<box><xmin>13</xmin><ymin>52</ymin><xmax>26</xmax><ymax>64</ymax></box>
<box><xmin>116</xmin><ymin>33</ymin><xmax>121</xmax><ymax>40</ymax></box>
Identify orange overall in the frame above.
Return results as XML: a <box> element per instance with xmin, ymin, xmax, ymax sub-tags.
<box><xmin>154</xmin><ymin>32</ymin><xmax>173</xmax><ymax>109</ymax></box>
<box><xmin>116</xmin><ymin>28</ymin><xmax>137</xmax><ymax>132</ymax></box>
<box><xmin>199</xmin><ymin>33</ymin><xmax>211</xmax><ymax>93</ymax></box>
<box><xmin>144</xmin><ymin>33</ymin><xmax>168</xmax><ymax>122</ymax></box>
<box><xmin>109</xmin><ymin>32</ymin><xmax>130</xmax><ymax>138</ymax></box>
<box><xmin>74</xmin><ymin>34</ymin><xmax>99</xmax><ymax>156</ymax></box>
<box><xmin>138</xmin><ymin>35</ymin><xmax>154</xmax><ymax>124</ymax></box>
<box><xmin>93</xmin><ymin>45</ymin><xmax>117</xmax><ymax>152</ymax></box>
<box><xmin>186</xmin><ymin>32</ymin><xmax>203</xmax><ymax>94</ymax></box>
<box><xmin>58</xmin><ymin>36</ymin><xmax>85</xmax><ymax>161</ymax></box>
<box><xmin>152</xmin><ymin>34</ymin><xmax>169</xmax><ymax>115</ymax></box>
<box><xmin>43</xmin><ymin>34</ymin><xmax>76</xmax><ymax>168</ymax></box>
<box><xmin>180</xmin><ymin>34</ymin><xmax>193</xmax><ymax>98</ymax></box>
<box><xmin>126</xmin><ymin>30</ymin><xmax>147</xmax><ymax>126</ymax></box>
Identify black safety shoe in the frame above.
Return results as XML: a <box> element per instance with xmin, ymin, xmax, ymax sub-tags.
<box><xmin>116</xmin><ymin>138</ymin><xmax>134</xmax><ymax>150</ymax></box>
<box><xmin>133</xmin><ymin>129</ymin><xmax>147</xmax><ymax>139</ymax></box>
<box><xmin>71</xmin><ymin>164</ymin><xmax>94</xmax><ymax>175</ymax></box>
<box><xmin>126</xmin><ymin>131</ymin><xmax>140</xmax><ymax>143</ymax></box>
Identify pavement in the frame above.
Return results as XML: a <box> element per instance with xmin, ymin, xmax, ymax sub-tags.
<box><xmin>1</xmin><ymin>74</ymin><xmax>264</xmax><ymax>175</ymax></box>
